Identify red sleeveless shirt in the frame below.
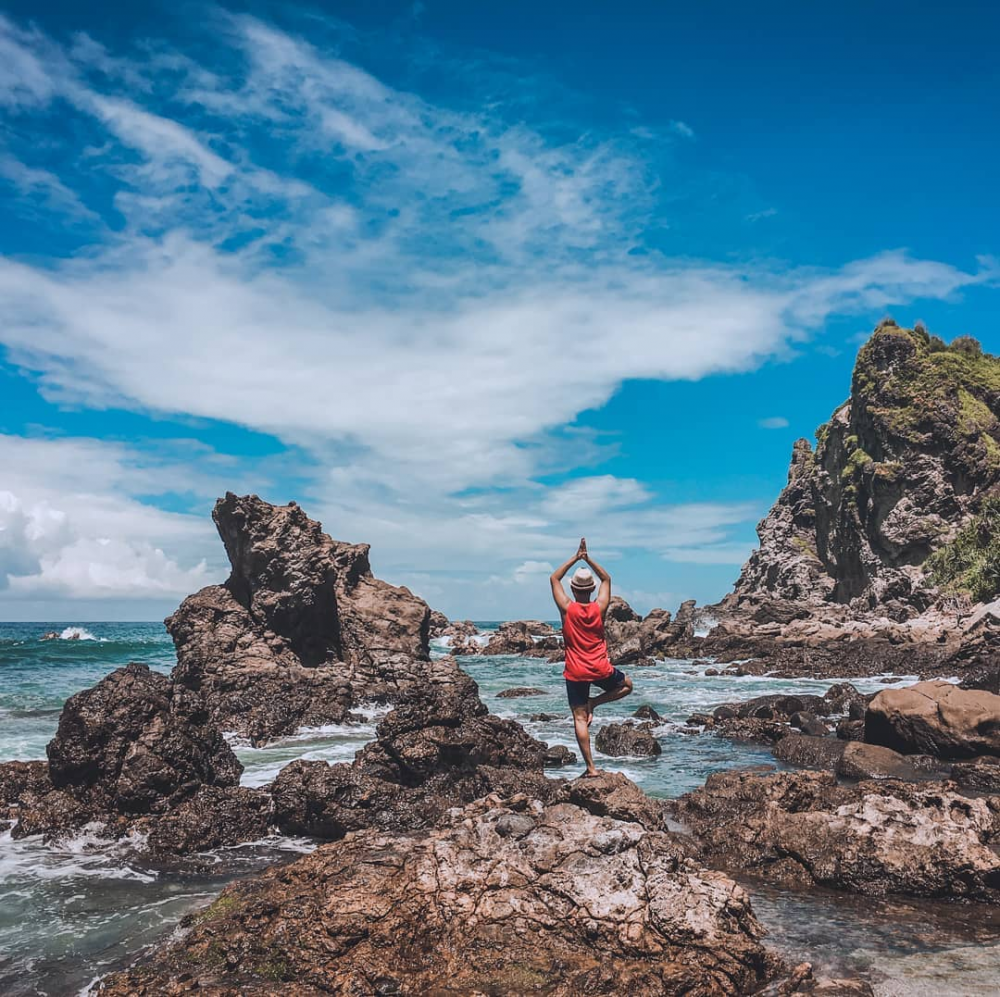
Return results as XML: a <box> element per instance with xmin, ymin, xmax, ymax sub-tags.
<box><xmin>562</xmin><ymin>601</ymin><xmax>613</xmax><ymax>681</ymax></box>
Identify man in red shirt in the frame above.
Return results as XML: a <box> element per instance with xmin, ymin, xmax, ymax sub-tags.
<box><xmin>550</xmin><ymin>538</ymin><xmax>632</xmax><ymax>777</ymax></box>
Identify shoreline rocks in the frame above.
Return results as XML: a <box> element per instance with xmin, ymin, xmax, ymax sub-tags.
<box><xmin>864</xmin><ymin>680</ymin><xmax>1000</xmax><ymax>758</ymax></box>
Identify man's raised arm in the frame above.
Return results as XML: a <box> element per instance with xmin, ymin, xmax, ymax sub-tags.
<box><xmin>550</xmin><ymin>544</ymin><xmax>584</xmax><ymax>614</ymax></box>
<box><xmin>582</xmin><ymin>545</ymin><xmax>612</xmax><ymax>615</ymax></box>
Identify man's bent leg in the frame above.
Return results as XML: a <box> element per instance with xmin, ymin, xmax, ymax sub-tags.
<box><xmin>571</xmin><ymin>704</ymin><xmax>599</xmax><ymax>777</ymax></box>
<box><xmin>589</xmin><ymin>673</ymin><xmax>633</xmax><ymax>712</ymax></box>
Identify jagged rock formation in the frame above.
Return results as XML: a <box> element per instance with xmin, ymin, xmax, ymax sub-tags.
<box><xmin>99</xmin><ymin>782</ymin><xmax>786</xmax><ymax>996</ymax></box>
<box><xmin>733</xmin><ymin>323</ymin><xmax>1000</xmax><ymax>615</ymax></box>
<box><xmin>482</xmin><ymin>619</ymin><xmax>556</xmax><ymax>655</ymax></box>
<box><xmin>672</xmin><ymin>768</ymin><xmax>1000</xmax><ymax>903</ymax></box>
<box><xmin>168</xmin><ymin>493</ymin><xmax>441</xmax><ymax>741</ymax></box>
<box><xmin>1</xmin><ymin>654</ymin><xmax>562</xmax><ymax>855</ymax></box>
<box><xmin>271</xmin><ymin>684</ymin><xmax>556</xmax><ymax>838</ymax></box>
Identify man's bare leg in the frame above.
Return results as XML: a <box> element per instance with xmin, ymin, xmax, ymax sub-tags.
<box><xmin>571</xmin><ymin>704</ymin><xmax>600</xmax><ymax>777</ymax></box>
<box><xmin>588</xmin><ymin>675</ymin><xmax>633</xmax><ymax>717</ymax></box>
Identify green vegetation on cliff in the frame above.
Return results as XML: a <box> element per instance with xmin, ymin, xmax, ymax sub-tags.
<box><xmin>852</xmin><ymin>323</ymin><xmax>1000</xmax><ymax>468</ymax></box>
<box><xmin>926</xmin><ymin>496</ymin><xmax>1000</xmax><ymax>602</ymax></box>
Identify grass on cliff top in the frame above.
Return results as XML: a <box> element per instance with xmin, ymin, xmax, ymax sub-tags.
<box><xmin>853</xmin><ymin>324</ymin><xmax>1000</xmax><ymax>440</ymax></box>
<box><xmin>926</xmin><ymin>496</ymin><xmax>1000</xmax><ymax>602</ymax></box>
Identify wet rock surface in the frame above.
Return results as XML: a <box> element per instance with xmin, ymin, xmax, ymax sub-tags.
<box><xmin>672</xmin><ymin>768</ymin><xmax>1000</xmax><ymax>903</ymax></box>
<box><xmin>98</xmin><ymin>788</ymin><xmax>784</xmax><ymax>997</ymax></box>
<box><xmin>496</xmin><ymin>686</ymin><xmax>547</xmax><ymax>698</ymax></box>
<box><xmin>168</xmin><ymin>493</ymin><xmax>437</xmax><ymax>742</ymax></box>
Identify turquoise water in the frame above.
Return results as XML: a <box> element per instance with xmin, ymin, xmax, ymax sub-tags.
<box><xmin>0</xmin><ymin>621</ymin><xmax>996</xmax><ymax>995</ymax></box>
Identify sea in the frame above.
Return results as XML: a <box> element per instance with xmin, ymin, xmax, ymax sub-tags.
<box><xmin>1</xmin><ymin>621</ymin><xmax>999</xmax><ymax>995</ymax></box>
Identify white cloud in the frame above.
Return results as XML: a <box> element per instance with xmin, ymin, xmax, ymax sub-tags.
<box><xmin>0</xmin><ymin>436</ymin><xmax>219</xmax><ymax>600</ymax></box>
<box><xmin>0</xmin><ymin>14</ymin><xmax>996</xmax><ymax>614</ymax></box>
<box><xmin>513</xmin><ymin>560</ymin><xmax>554</xmax><ymax>584</ymax></box>
<box><xmin>661</xmin><ymin>543</ymin><xmax>755</xmax><ymax>565</ymax></box>
<box><xmin>0</xmin><ymin>154</ymin><xmax>98</xmax><ymax>220</ymax></box>
<box><xmin>0</xmin><ymin>489</ymin><xmax>209</xmax><ymax>600</ymax></box>
<box><xmin>542</xmin><ymin>476</ymin><xmax>651</xmax><ymax>518</ymax></box>
<box><xmin>758</xmin><ymin>416</ymin><xmax>789</xmax><ymax>429</ymax></box>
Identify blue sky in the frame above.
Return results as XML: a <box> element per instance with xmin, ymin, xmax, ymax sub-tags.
<box><xmin>1</xmin><ymin>1</ymin><xmax>999</xmax><ymax>621</ymax></box>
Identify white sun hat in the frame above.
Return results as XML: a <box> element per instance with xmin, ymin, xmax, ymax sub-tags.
<box><xmin>570</xmin><ymin>566</ymin><xmax>596</xmax><ymax>591</ymax></box>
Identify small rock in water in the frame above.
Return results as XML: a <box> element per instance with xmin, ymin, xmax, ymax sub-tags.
<box><xmin>496</xmin><ymin>687</ymin><xmax>547</xmax><ymax>699</ymax></box>
<box><xmin>595</xmin><ymin>721</ymin><xmax>661</xmax><ymax>757</ymax></box>
<box><xmin>543</xmin><ymin>744</ymin><xmax>577</xmax><ymax>767</ymax></box>
<box><xmin>632</xmin><ymin>704</ymin><xmax>662</xmax><ymax>722</ymax></box>
<box><xmin>800</xmin><ymin>718</ymin><xmax>832</xmax><ymax>737</ymax></box>
<box><xmin>530</xmin><ymin>712</ymin><xmax>561</xmax><ymax>722</ymax></box>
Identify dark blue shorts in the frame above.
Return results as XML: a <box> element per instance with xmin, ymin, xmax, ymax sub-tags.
<box><xmin>565</xmin><ymin>667</ymin><xmax>627</xmax><ymax>708</ymax></box>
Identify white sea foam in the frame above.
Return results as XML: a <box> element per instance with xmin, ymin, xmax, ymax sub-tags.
<box><xmin>0</xmin><ymin>826</ymin><xmax>156</xmax><ymax>884</ymax></box>
<box><xmin>55</xmin><ymin>626</ymin><xmax>102</xmax><ymax>641</ymax></box>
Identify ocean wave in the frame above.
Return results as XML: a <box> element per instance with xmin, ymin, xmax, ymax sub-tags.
<box><xmin>39</xmin><ymin>627</ymin><xmax>106</xmax><ymax>642</ymax></box>
<box><xmin>0</xmin><ymin>825</ymin><xmax>157</xmax><ymax>884</ymax></box>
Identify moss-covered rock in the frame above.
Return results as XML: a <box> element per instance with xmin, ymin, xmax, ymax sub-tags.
<box><xmin>734</xmin><ymin>322</ymin><xmax>1000</xmax><ymax>611</ymax></box>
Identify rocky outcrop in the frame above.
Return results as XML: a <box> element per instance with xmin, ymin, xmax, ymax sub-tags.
<box><xmin>3</xmin><ymin>663</ymin><xmax>271</xmax><ymax>853</ymax></box>
<box><xmin>633</xmin><ymin>704</ymin><xmax>663</xmax><ymax>722</ymax></box>
<box><xmin>596</xmin><ymin>721</ymin><xmax>662</xmax><ymax>757</ymax></box>
<box><xmin>692</xmin><ymin>686</ymin><xmax>869</xmax><ymax>746</ymax></box>
<box><xmin>270</xmin><ymin>685</ymin><xmax>555</xmax><ymax>838</ymax></box>
<box><xmin>167</xmin><ymin>493</ymin><xmax>439</xmax><ymax>742</ymax></box>
<box><xmin>482</xmin><ymin>619</ymin><xmax>556</xmax><ymax>655</ymax></box>
<box><xmin>864</xmin><ymin>680</ymin><xmax>1000</xmax><ymax>758</ymax></box>
<box><xmin>951</xmin><ymin>755</ymin><xmax>1000</xmax><ymax>792</ymax></box>
<box><xmin>0</xmin><ymin>760</ymin><xmax>49</xmax><ymax>824</ymax></box>
<box><xmin>556</xmin><ymin>770</ymin><xmax>670</xmax><ymax>831</ymax></box>
<box><xmin>428</xmin><ymin>608</ymin><xmax>449</xmax><ymax>636</ymax></box>
<box><xmin>47</xmin><ymin>662</ymin><xmax>241</xmax><ymax>813</ymax></box>
<box><xmin>99</xmin><ymin>787</ymin><xmax>783</xmax><ymax>996</ymax></box>
<box><xmin>601</xmin><ymin>598</ymin><xmax>705</xmax><ymax>666</ymax></box>
<box><xmin>731</xmin><ymin>324</ymin><xmax>1000</xmax><ymax>614</ymax></box>
<box><xmin>672</xmin><ymin>768</ymin><xmax>1000</xmax><ymax>903</ymax></box>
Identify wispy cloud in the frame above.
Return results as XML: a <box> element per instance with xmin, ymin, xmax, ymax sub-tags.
<box><xmin>758</xmin><ymin>416</ymin><xmax>789</xmax><ymax>429</ymax></box>
<box><xmin>0</xmin><ymin>11</ymin><xmax>995</xmax><ymax>614</ymax></box>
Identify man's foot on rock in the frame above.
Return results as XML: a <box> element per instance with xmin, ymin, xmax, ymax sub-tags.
<box><xmin>580</xmin><ymin>768</ymin><xmax>602</xmax><ymax>779</ymax></box>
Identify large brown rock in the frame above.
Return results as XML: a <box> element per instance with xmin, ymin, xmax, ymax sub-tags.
<box><xmin>865</xmin><ymin>680</ymin><xmax>1000</xmax><ymax>759</ymax></box>
<box><xmin>98</xmin><ymin>791</ymin><xmax>782</xmax><ymax>996</ymax></box>
<box><xmin>673</xmin><ymin>768</ymin><xmax>1000</xmax><ymax>903</ymax></box>
<box><xmin>168</xmin><ymin>493</ymin><xmax>438</xmax><ymax>741</ymax></box>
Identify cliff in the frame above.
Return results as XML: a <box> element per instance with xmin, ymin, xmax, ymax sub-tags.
<box><xmin>733</xmin><ymin>321</ymin><xmax>1000</xmax><ymax>615</ymax></box>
